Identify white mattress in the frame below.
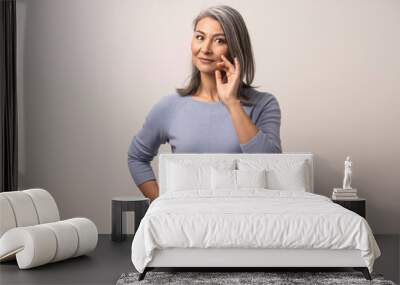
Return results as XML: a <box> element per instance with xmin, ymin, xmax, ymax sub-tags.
<box><xmin>131</xmin><ymin>189</ymin><xmax>381</xmax><ymax>273</ymax></box>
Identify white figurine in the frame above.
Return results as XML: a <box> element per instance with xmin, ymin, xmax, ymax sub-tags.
<box><xmin>342</xmin><ymin>156</ymin><xmax>352</xmax><ymax>189</ymax></box>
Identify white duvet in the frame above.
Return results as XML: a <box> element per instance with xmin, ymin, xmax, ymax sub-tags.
<box><xmin>131</xmin><ymin>189</ymin><xmax>381</xmax><ymax>273</ymax></box>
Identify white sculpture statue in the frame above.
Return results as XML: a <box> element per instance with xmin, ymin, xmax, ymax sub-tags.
<box><xmin>342</xmin><ymin>156</ymin><xmax>352</xmax><ymax>189</ymax></box>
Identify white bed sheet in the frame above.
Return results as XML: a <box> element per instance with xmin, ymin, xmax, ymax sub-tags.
<box><xmin>131</xmin><ymin>189</ymin><xmax>381</xmax><ymax>273</ymax></box>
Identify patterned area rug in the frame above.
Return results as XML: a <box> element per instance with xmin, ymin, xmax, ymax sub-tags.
<box><xmin>116</xmin><ymin>271</ymin><xmax>396</xmax><ymax>285</ymax></box>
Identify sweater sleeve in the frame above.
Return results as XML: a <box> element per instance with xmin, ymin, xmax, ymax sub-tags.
<box><xmin>127</xmin><ymin>96</ymin><xmax>171</xmax><ymax>187</ymax></box>
<box><xmin>239</xmin><ymin>93</ymin><xmax>282</xmax><ymax>153</ymax></box>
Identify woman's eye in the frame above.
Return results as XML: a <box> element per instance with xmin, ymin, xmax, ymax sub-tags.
<box><xmin>195</xmin><ymin>35</ymin><xmax>225</xmax><ymax>44</ymax></box>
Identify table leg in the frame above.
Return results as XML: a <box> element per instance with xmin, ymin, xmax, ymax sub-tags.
<box><xmin>112</xmin><ymin>201</ymin><xmax>125</xmax><ymax>241</ymax></box>
<box><xmin>134</xmin><ymin>201</ymin><xmax>149</xmax><ymax>235</ymax></box>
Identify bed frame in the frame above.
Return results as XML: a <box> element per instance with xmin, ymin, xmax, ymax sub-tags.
<box><xmin>138</xmin><ymin>153</ymin><xmax>372</xmax><ymax>280</ymax></box>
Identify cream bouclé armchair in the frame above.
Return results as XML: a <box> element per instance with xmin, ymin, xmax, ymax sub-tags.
<box><xmin>0</xmin><ymin>188</ymin><xmax>98</xmax><ymax>269</ymax></box>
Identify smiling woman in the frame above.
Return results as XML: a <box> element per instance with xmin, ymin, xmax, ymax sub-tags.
<box><xmin>178</xmin><ymin>5</ymin><xmax>257</xmax><ymax>105</ymax></box>
<box><xmin>127</xmin><ymin>5</ymin><xmax>282</xmax><ymax>202</ymax></box>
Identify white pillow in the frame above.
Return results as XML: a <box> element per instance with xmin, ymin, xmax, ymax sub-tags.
<box><xmin>211</xmin><ymin>168</ymin><xmax>268</xmax><ymax>190</ymax></box>
<box><xmin>166</xmin><ymin>162</ymin><xmax>211</xmax><ymax>191</ymax></box>
<box><xmin>166</xmin><ymin>159</ymin><xmax>236</xmax><ymax>192</ymax></box>
<box><xmin>211</xmin><ymin>168</ymin><xmax>236</xmax><ymax>190</ymax></box>
<box><xmin>236</xmin><ymin>169</ymin><xmax>267</xmax><ymax>188</ymax></box>
<box><xmin>266</xmin><ymin>162</ymin><xmax>307</xmax><ymax>191</ymax></box>
<box><xmin>237</xmin><ymin>159</ymin><xmax>309</xmax><ymax>191</ymax></box>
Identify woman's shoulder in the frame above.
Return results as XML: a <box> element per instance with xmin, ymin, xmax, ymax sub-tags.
<box><xmin>152</xmin><ymin>93</ymin><xmax>184</xmax><ymax>109</ymax></box>
<box><xmin>243</xmin><ymin>88</ymin><xmax>279</xmax><ymax>106</ymax></box>
<box><xmin>149</xmin><ymin>93</ymin><xmax>188</xmax><ymax>118</ymax></box>
<box><xmin>155</xmin><ymin>93</ymin><xmax>180</xmax><ymax>104</ymax></box>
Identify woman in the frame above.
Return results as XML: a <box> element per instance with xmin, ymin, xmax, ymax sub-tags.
<box><xmin>128</xmin><ymin>5</ymin><xmax>282</xmax><ymax>202</ymax></box>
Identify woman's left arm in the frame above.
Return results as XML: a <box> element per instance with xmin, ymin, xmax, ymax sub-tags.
<box><xmin>227</xmin><ymin>95</ymin><xmax>282</xmax><ymax>153</ymax></box>
<box><xmin>215</xmin><ymin>55</ymin><xmax>282</xmax><ymax>153</ymax></box>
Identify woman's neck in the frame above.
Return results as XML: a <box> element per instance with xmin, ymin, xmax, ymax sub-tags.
<box><xmin>196</xmin><ymin>72</ymin><xmax>219</xmax><ymax>101</ymax></box>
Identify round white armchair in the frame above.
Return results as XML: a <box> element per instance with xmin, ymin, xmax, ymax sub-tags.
<box><xmin>0</xmin><ymin>188</ymin><xmax>98</xmax><ymax>269</ymax></box>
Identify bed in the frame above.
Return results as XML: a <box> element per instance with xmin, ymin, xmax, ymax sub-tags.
<box><xmin>130</xmin><ymin>153</ymin><xmax>381</xmax><ymax>281</ymax></box>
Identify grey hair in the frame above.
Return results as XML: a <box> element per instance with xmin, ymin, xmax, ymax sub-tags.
<box><xmin>175</xmin><ymin>5</ymin><xmax>260</xmax><ymax>106</ymax></box>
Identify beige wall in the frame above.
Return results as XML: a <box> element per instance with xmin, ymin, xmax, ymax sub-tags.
<box><xmin>16</xmin><ymin>0</ymin><xmax>400</xmax><ymax>234</ymax></box>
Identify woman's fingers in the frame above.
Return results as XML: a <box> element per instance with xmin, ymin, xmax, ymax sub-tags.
<box><xmin>220</xmin><ymin>54</ymin><xmax>235</xmax><ymax>73</ymax></box>
<box><xmin>216</xmin><ymin>61</ymin><xmax>228</xmax><ymax>72</ymax></box>
<box><xmin>233</xmin><ymin>57</ymin><xmax>240</xmax><ymax>76</ymax></box>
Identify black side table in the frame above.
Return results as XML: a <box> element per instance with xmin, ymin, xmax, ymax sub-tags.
<box><xmin>332</xmin><ymin>198</ymin><xmax>366</xmax><ymax>218</ymax></box>
<box><xmin>112</xmin><ymin>196</ymin><xmax>150</xmax><ymax>242</ymax></box>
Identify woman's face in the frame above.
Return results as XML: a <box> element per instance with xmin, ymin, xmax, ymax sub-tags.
<box><xmin>191</xmin><ymin>17</ymin><xmax>229</xmax><ymax>74</ymax></box>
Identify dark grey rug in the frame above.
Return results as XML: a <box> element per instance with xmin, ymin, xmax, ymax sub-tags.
<box><xmin>116</xmin><ymin>271</ymin><xmax>396</xmax><ymax>285</ymax></box>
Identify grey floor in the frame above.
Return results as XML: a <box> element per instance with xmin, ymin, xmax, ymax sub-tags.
<box><xmin>0</xmin><ymin>235</ymin><xmax>134</xmax><ymax>285</ymax></box>
<box><xmin>0</xmin><ymin>234</ymin><xmax>399</xmax><ymax>285</ymax></box>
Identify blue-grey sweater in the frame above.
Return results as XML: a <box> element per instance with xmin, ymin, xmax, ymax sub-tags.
<box><xmin>127</xmin><ymin>88</ymin><xmax>282</xmax><ymax>187</ymax></box>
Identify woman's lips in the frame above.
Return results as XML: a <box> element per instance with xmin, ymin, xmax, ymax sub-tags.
<box><xmin>199</xmin><ymin>58</ymin><xmax>214</xmax><ymax>64</ymax></box>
